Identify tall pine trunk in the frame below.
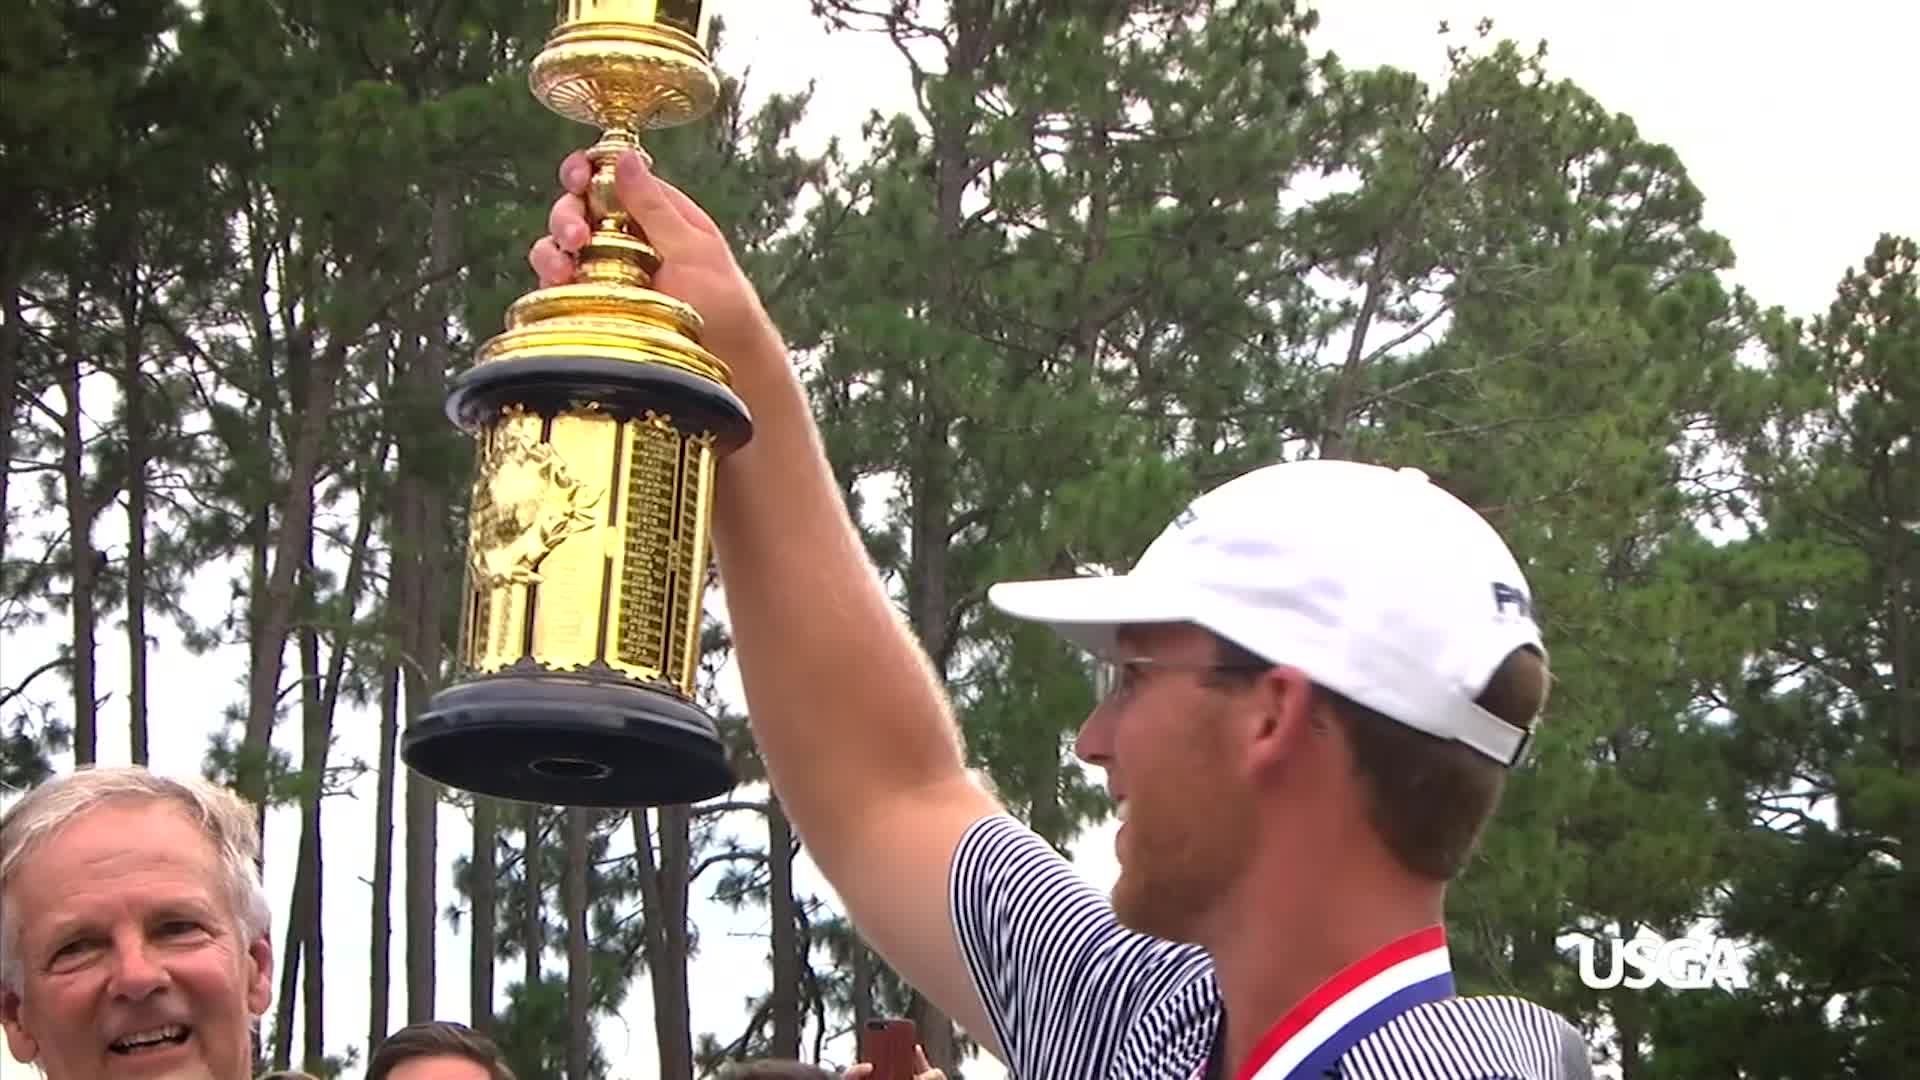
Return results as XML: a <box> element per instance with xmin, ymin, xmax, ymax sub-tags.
<box><xmin>401</xmin><ymin>183</ymin><xmax>459</xmax><ymax>1025</ymax></box>
<box><xmin>272</xmin><ymin>558</ymin><xmax>327</xmax><ymax>1071</ymax></box>
<box><xmin>398</xmin><ymin>459</ymin><xmax>443</xmax><ymax>1021</ymax></box>
<box><xmin>471</xmin><ymin>797</ymin><xmax>498</xmax><ymax>1033</ymax></box>
<box><xmin>404</xmin><ymin>749</ymin><xmax>439</xmax><ymax>1022</ymax></box>
<box><xmin>768</xmin><ymin>798</ymin><xmax>801</xmax><ymax>1058</ymax></box>
<box><xmin>634</xmin><ymin>805</ymin><xmax>693</xmax><ymax>1079</ymax></box>
<box><xmin>60</xmin><ymin>295</ymin><xmax>98</xmax><ymax>764</ymax></box>
<box><xmin>297</xmin><ymin>610</ymin><xmax>326</xmax><ymax>1070</ymax></box>
<box><xmin>245</xmin><ymin>493</ymin><xmax>269</xmax><ymax>829</ymax></box>
<box><xmin>271</xmin><ymin>850</ymin><xmax>304</xmax><ymax>1070</ymax></box>
<box><xmin>118</xmin><ymin>268</ymin><xmax>151</xmax><ymax>764</ymax></box>
<box><xmin>369</xmin><ymin>661</ymin><xmax>400</xmax><ymax>1049</ymax></box>
<box><xmin>0</xmin><ymin>267</ymin><xmax>21</xmax><ymax>583</ymax></box>
<box><xmin>303</xmin><ymin>426</ymin><xmax>384</xmax><ymax>1063</ymax></box>
<box><xmin>241</xmin><ymin>335</ymin><xmax>345</xmax><ymax>807</ymax></box>
<box><xmin>563</xmin><ymin>808</ymin><xmax>590</xmax><ymax>1080</ymax></box>
<box><xmin>523</xmin><ymin>804</ymin><xmax>544</xmax><ymax>988</ymax></box>
<box><xmin>238</xmin><ymin>196</ymin><xmax>280</xmax><ymax>838</ymax></box>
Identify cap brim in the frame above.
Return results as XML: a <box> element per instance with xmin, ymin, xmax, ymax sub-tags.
<box><xmin>986</xmin><ymin>576</ymin><xmax>1202</xmax><ymax>655</ymax></box>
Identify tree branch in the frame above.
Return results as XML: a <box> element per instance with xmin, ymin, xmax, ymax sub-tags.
<box><xmin>1</xmin><ymin>656</ymin><xmax>73</xmax><ymax>710</ymax></box>
<box><xmin>692</xmin><ymin>799</ymin><xmax>770</xmax><ymax>819</ymax></box>
<box><xmin>689</xmin><ymin>848</ymin><xmax>768</xmax><ymax>883</ymax></box>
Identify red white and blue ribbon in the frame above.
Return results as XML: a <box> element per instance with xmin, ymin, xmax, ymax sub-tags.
<box><xmin>1234</xmin><ymin>926</ymin><xmax>1455</xmax><ymax>1080</ymax></box>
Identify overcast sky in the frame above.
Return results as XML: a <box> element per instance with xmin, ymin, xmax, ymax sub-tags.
<box><xmin>2</xmin><ymin>3</ymin><xmax>1915</xmax><ymax>1079</ymax></box>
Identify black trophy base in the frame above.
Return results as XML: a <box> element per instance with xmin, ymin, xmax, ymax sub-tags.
<box><xmin>403</xmin><ymin>673</ymin><xmax>736</xmax><ymax>807</ymax></box>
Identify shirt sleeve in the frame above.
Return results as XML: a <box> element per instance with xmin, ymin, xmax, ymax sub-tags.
<box><xmin>949</xmin><ymin>814</ymin><xmax>1219</xmax><ymax>1080</ymax></box>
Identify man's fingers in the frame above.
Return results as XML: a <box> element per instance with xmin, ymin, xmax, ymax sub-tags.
<box><xmin>843</xmin><ymin>1065</ymin><xmax>873</xmax><ymax>1080</ymax></box>
<box><xmin>549</xmin><ymin>193</ymin><xmax>590</xmax><ymax>253</ymax></box>
<box><xmin>559</xmin><ymin>150</ymin><xmax>592</xmax><ymax>194</ymax></box>
<box><xmin>614</xmin><ymin>150</ymin><xmax>712</xmax><ymax>255</ymax></box>
<box><xmin>546</xmin><ymin>148</ymin><xmax>726</xmax><ymax>286</ymax></box>
<box><xmin>529</xmin><ymin>236</ymin><xmax>575</xmax><ymax>286</ymax></box>
<box><xmin>913</xmin><ymin>1045</ymin><xmax>931</xmax><ymax>1072</ymax></box>
<box><xmin>654</xmin><ymin>175</ymin><xmax>724</xmax><ymax>239</ymax></box>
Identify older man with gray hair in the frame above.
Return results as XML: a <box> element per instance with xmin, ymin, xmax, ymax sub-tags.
<box><xmin>0</xmin><ymin>766</ymin><xmax>275</xmax><ymax>1080</ymax></box>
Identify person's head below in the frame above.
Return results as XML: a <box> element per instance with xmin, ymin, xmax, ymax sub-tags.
<box><xmin>990</xmin><ymin>459</ymin><xmax>1550</xmax><ymax>945</ymax></box>
<box><xmin>722</xmin><ymin>1061</ymin><xmax>837</xmax><ymax>1080</ymax></box>
<box><xmin>0</xmin><ymin>765</ymin><xmax>274</xmax><ymax>1080</ymax></box>
<box><xmin>367</xmin><ymin>1021</ymin><xmax>515</xmax><ymax>1080</ymax></box>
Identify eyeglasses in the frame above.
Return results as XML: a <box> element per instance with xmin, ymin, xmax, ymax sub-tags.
<box><xmin>1091</xmin><ymin>655</ymin><xmax>1270</xmax><ymax>704</ymax></box>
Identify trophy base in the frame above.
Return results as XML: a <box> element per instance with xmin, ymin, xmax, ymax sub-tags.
<box><xmin>403</xmin><ymin>673</ymin><xmax>735</xmax><ymax>807</ymax></box>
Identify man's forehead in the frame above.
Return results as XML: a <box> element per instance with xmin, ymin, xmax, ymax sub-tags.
<box><xmin>34</xmin><ymin>799</ymin><xmax>209</xmax><ymax>854</ymax></box>
<box><xmin>1114</xmin><ymin>622</ymin><xmax>1209</xmax><ymax>652</ymax></box>
<box><xmin>389</xmin><ymin>1055</ymin><xmax>494</xmax><ymax>1080</ymax></box>
<box><xmin>32</xmin><ymin>881</ymin><xmax>223</xmax><ymax>939</ymax></box>
<box><xmin>11</xmin><ymin>802</ymin><xmax>222</xmax><ymax>907</ymax></box>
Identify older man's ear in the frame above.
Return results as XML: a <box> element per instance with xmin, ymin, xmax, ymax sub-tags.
<box><xmin>2</xmin><ymin>986</ymin><xmax>43</xmax><ymax>1065</ymax></box>
<box><xmin>248</xmin><ymin>934</ymin><xmax>275</xmax><ymax>1017</ymax></box>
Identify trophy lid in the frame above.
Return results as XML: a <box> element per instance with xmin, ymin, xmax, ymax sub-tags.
<box><xmin>558</xmin><ymin>0</ymin><xmax>711</xmax><ymax>43</ymax></box>
<box><xmin>537</xmin><ymin>0</ymin><xmax>719</xmax><ymax>131</ymax></box>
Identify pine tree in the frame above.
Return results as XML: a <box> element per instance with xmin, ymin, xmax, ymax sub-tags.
<box><xmin>1668</xmin><ymin>234</ymin><xmax>1920</xmax><ymax>1078</ymax></box>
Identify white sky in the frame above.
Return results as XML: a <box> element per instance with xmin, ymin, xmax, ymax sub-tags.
<box><xmin>3</xmin><ymin>3</ymin><xmax>1916</xmax><ymax>1079</ymax></box>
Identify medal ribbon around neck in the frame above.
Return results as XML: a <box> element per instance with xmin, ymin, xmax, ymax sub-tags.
<box><xmin>1236</xmin><ymin>926</ymin><xmax>1455</xmax><ymax>1080</ymax></box>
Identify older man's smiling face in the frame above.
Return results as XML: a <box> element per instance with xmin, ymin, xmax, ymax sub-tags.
<box><xmin>0</xmin><ymin>800</ymin><xmax>272</xmax><ymax>1080</ymax></box>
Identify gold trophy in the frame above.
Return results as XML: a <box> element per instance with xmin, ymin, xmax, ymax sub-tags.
<box><xmin>401</xmin><ymin>0</ymin><xmax>748</xmax><ymax>807</ymax></box>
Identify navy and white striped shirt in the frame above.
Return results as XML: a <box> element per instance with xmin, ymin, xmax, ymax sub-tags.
<box><xmin>950</xmin><ymin>815</ymin><xmax>1594</xmax><ymax>1080</ymax></box>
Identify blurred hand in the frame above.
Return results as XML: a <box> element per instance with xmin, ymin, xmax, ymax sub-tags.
<box><xmin>529</xmin><ymin>148</ymin><xmax>774</xmax><ymax>371</ymax></box>
<box><xmin>843</xmin><ymin>1044</ymin><xmax>946</xmax><ymax>1080</ymax></box>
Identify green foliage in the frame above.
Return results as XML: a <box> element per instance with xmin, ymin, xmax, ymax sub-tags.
<box><xmin>494</xmin><ymin>975</ymin><xmax>611</xmax><ymax>1080</ymax></box>
<box><xmin>460</xmin><ymin>806</ymin><xmax>643</xmax><ymax>988</ymax></box>
<box><xmin>0</xmin><ymin>712</ymin><xmax>68</xmax><ymax>791</ymax></box>
<box><xmin>4</xmin><ymin>0</ymin><xmax>1914</xmax><ymax>1072</ymax></box>
<box><xmin>1677</xmin><ymin>234</ymin><xmax>1920</xmax><ymax>1076</ymax></box>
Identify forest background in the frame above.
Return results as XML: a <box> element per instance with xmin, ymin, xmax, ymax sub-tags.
<box><xmin>1</xmin><ymin>1</ymin><xmax>1915</xmax><ymax>1079</ymax></box>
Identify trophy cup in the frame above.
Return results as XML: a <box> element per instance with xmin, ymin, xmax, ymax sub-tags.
<box><xmin>400</xmin><ymin>0</ymin><xmax>749</xmax><ymax>807</ymax></box>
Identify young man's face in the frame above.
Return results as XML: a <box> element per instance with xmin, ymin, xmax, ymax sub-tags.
<box><xmin>1077</xmin><ymin>624</ymin><xmax>1263</xmax><ymax>941</ymax></box>
<box><xmin>0</xmin><ymin>800</ymin><xmax>272</xmax><ymax>1080</ymax></box>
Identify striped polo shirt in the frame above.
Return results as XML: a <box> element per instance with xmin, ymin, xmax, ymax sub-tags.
<box><xmin>951</xmin><ymin>815</ymin><xmax>1595</xmax><ymax>1080</ymax></box>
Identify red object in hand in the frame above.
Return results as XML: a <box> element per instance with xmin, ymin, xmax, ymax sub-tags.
<box><xmin>858</xmin><ymin>1018</ymin><xmax>918</xmax><ymax>1080</ymax></box>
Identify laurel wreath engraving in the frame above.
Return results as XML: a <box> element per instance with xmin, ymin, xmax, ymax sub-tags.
<box><xmin>469</xmin><ymin>425</ymin><xmax>605</xmax><ymax>589</ymax></box>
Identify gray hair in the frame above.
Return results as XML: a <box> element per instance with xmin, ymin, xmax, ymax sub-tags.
<box><xmin>0</xmin><ymin>766</ymin><xmax>272</xmax><ymax>991</ymax></box>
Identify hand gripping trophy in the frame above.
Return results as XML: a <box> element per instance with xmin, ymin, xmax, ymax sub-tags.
<box><xmin>401</xmin><ymin>0</ymin><xmax>749</xmax><ymax>808</ymax></box>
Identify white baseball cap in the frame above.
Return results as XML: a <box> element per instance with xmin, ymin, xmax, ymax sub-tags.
<box><xmin>986</xmin><ymin>459</ymin><xmax>1545</xmax><ymax>766</ymax></box>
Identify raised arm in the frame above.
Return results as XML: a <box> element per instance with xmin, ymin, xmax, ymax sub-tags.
<box><xmin>532</xmin><ymin>149</ymin><xmax>1005</xmax><ymax>1051</ymax></box>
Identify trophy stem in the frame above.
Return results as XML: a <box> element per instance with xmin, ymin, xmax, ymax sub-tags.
<box><xmin>578</xmin><ymin>129</ymin><xmax>659</xmax><ymax>291</ymax></box>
